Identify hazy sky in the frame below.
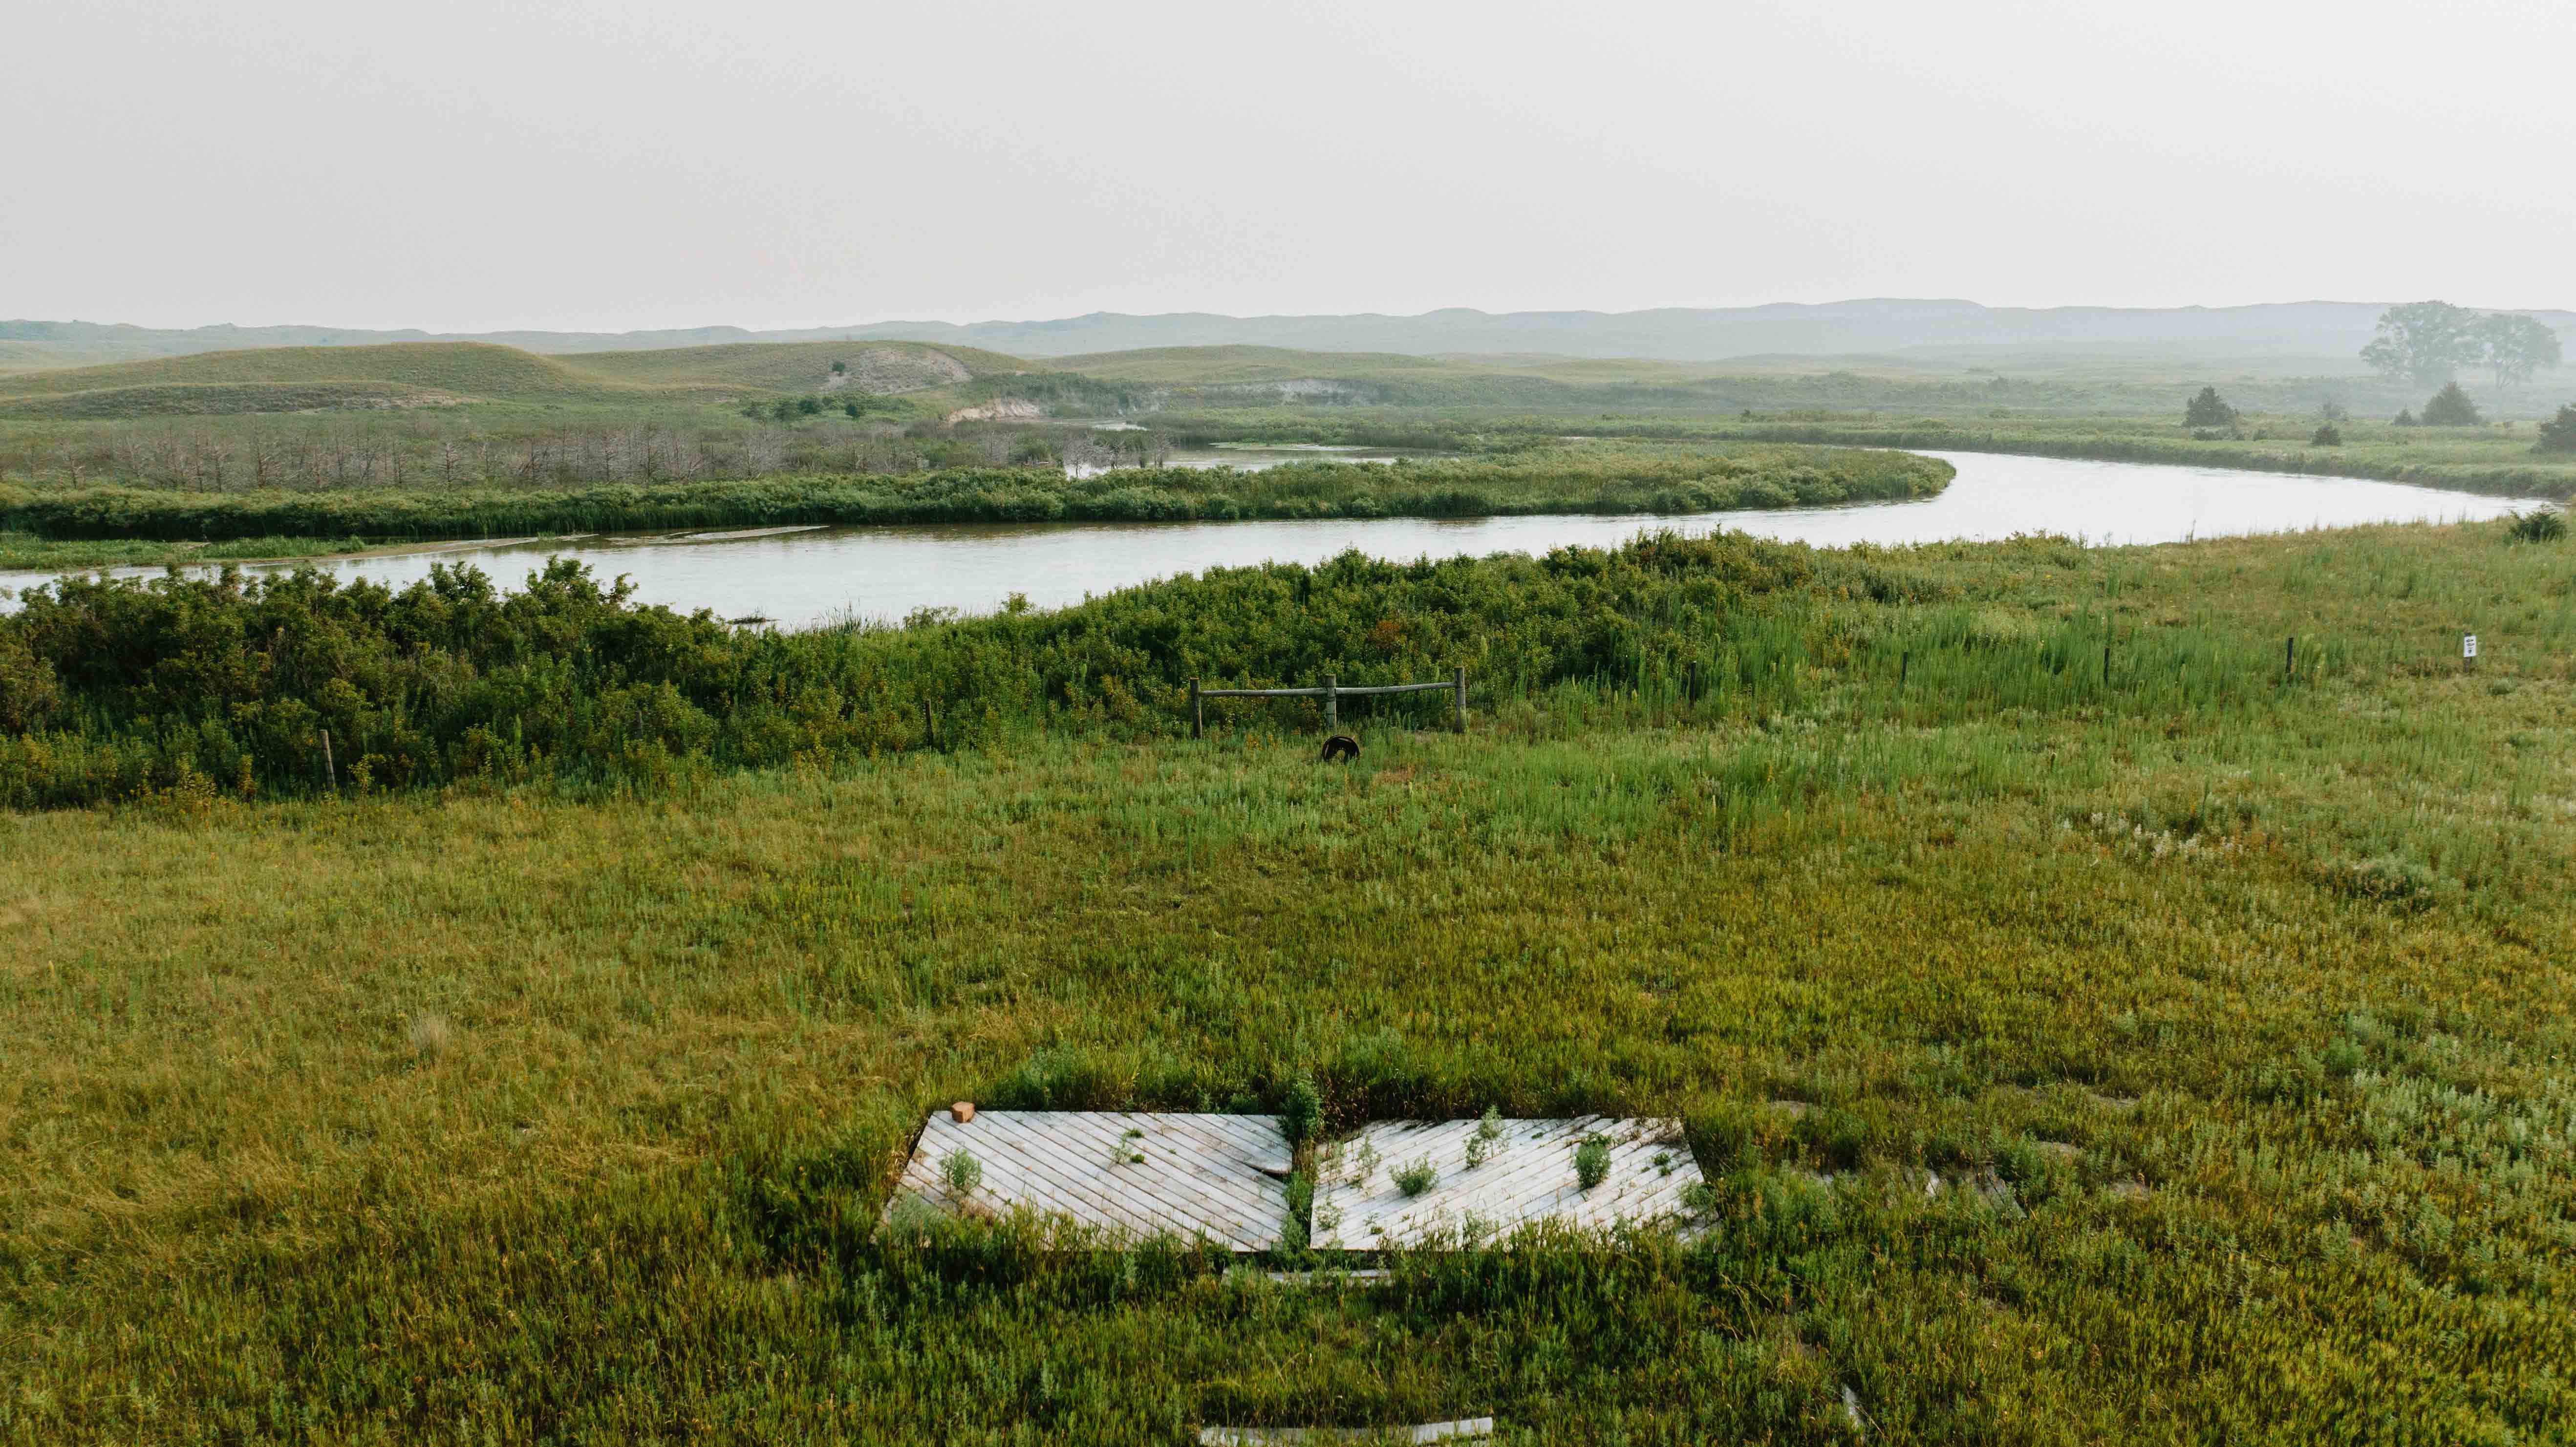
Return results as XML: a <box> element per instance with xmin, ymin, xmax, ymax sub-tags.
<box><xmin>9</xmin><ymin>0</ymin><xmax>2570</xmax><ymax>332</ymax></box>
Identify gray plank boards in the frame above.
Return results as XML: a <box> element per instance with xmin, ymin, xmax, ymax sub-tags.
<box><xmin>1200</xmin><ymin>1420</ymin><xmax>1493</xmax><ymax>1445</ymax></box>
<box><xmin>1313</xmin><ymin>1116</ymin><xmax>1702</xmax><ymax>1249</ymax></box>
<box><xmin>886</xmin><ymin>1110</ymin><xmax>1292</xmax><ymax>1252</ymax></box>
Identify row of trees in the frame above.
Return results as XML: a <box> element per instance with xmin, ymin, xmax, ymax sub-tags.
<box><xmin>2187</xmin><ymin>383</ymin><xmax>2576</xmax><ymax>452</ymax></box>
<box><xmin>2362</xmin><ymin>301</ymin><xmax>2563</xmax><ymax>386</ymax></box>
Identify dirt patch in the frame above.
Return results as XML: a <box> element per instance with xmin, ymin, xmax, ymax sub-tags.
<box><xmin>823</xmin><ymin>346</ymin><xmax>973</xmax><ymax>397</ymax></box>
<box><xmin>945</xmin><ymin>398</ymin><xmax>1044</xmax><ymax>423</ymax></box>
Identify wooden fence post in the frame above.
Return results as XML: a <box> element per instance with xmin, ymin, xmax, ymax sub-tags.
<box><xmin>920</xmin><ymin>696</ymin><xmax>935</xmax><ymax>750</ymax></box>
<box><xmin>320</xmin><ymin>729</ymin><xmax>336</xmax><ymax>790</ymax></box>
<box><xmin>2285</xmin><ymin>636</ymin><xmax>2294</xmax><ymax>682</ymax></box>
<box><xmin>1323</xmin><ymin>674</ymin><xmax>1338</xmax><ymax>732</ymax></box>
<box><xmin>1452</xmin><ymin>665</ymin><xmax>1467</xmax><ymax>733</ymax></box>
<box><xmin>2103</xmin><ymin>643</ymin><xmax>2111</xmax><ymax>687</ymax></box>
<box><xmin>1190</xmin><ymin>678</ymin><xmax>1202</xmax><ymax>740</ymax></box>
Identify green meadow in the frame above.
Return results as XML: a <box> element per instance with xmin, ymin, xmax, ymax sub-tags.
<box><xmin>2</xmin><ymin>517</ymin><xmax>2570</xmax><ymax>1442</ymax></box>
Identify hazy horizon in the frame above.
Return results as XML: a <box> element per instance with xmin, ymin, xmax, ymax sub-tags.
<box><xmin>11</xmin><ymin>0</ymin><xmax>2574</xmax><ymax>333</ymax></box>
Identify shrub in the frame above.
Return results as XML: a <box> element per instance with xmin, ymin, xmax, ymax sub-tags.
<box><xmin>2393</xmin><ymin>408</ymin><xmax>2419</xmax><ymax>426</ymax></box>
<box><xmin>941</xmin><ymin>1149</ymin><xmax>983</xmax><ymax>1196</ymax></box>
<box><xmin>2421</xmin><ymin>382</ymin><xmax>2483</xmax><ymax>427</ymax></box>
<box><xmin>1393</xmin><ymin>1158</ymin><xmax>1437</xmax><ymax>1196</ymax></box>
<box><xmin>2534</xmin><ymin>403</ymin><xmax>2576</xmax><ymax>455</ymax></box>
<box><xmin>1463</xmin><ymin>1107</ymin><xmax>1505</xmax><ymax>1169</ymax></box>
<box><xmin>2310</xmin><ymin>424</ymin><xmax>2343</xmax><ymax>447</ymax></box>
<box><xmin>2506</xmin><ymin>509</ymin><xmax>2566</xmax><ymax>543</ymax></box>
<box><xmin>2184</xmin><ymin>387</ymin><xmax>2237</xmax><ymax>428</ymax></box>
<box><xmin>1279</xmin><ymin>1072</ymin><xmax>1323</xmax><ymax>1148</ymax></box>
<box><xmin>1574</xmin><ymin>1135</ymin><xmax>1611</xmax><ymax>1191</ymax></box>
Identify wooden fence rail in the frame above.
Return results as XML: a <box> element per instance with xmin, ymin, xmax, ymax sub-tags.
<box><xmin>1191</xmin><ymin>667</ymin><xmax>1468</xmax><ymax>737</ymax></box>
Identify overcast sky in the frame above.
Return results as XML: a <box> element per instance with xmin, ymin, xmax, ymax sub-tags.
<box><xmin>8</xmin><ymin>0</ymin><xmax>2570</xmax><ymax>332</ymax></box>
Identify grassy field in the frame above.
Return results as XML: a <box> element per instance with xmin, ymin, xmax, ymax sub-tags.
<box><xmin>0</xmin><ymin>442</ymin><xmax>1946</xmax><ymax>563</ymax></box>
<box><xmin>0</xmin><ymin>531</ymin><xmax>379</xmax><ymax>573</ymax></box>
<box><xmin>2</xmin><ymin>518</ymin><xmax>2571</xmax><ymax>1442</ymax></box>
<box><xmin>0</xmin><ymin>340</ymin><xmax>1034</xmax><ymax>422</ymax></box>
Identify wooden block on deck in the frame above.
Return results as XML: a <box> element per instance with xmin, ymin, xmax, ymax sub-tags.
<box><xmin>1313</xmin><ymin>1116</ymin><xmax>1701</xmax><ymax>1249</ymax></box>
<box><xmin>885</xmin><ymin>1110</ymin><xmax>1293</xmax><ymax>1252</ymax></box>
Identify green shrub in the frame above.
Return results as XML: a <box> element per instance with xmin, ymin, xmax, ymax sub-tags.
<box><xmin>2506</xmin><ymin>509</ymin><xmax>2566</xmax><ymax>542</ymax></box>
<box><xmin>1574</xmin><ymin>1135</ymin><xmax>1611</xmax><ymax>1191</ymax></box>
<box><xmin>1394</xmin><ymin>1158</ymin><xmax>1437</xmax><ymax>1196</ymax></box>
<box><xmin>2534</xmin><ymin>403</ymin><xmax>2576</xmax><ymax>455</ymax></box>
<box><xmin>941</xmin><ymin>1149</ymin><xmax>983</xmax><ymax>1196</ymax></box>
<box><xmin>2422</xmin><ymin>383</ymin><xmax>2483</xmax><ymax>427</ymax></box>
<box><xmin>1279</xmin><ymin>1072</ymin><xmax>1323</xmax><ymax>1148</ymax></box>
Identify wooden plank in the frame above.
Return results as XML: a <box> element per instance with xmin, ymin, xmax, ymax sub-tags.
<box><xmin>1199</xmin><ymin>681</ymin><xmax>1456</xmax><ymax>699</ymax></box>
<box><xmin>884</xmin><ymin>1111</ymin><xmax>1290</xmax><ymax>1251</ymax></box>
<box><xmin>969</xmin><ymin>1112</ymin><xmax>1258</xmax><ymax>1247</ymax></box>
<box><xmin>1316</xmin><ymin>1117</ymin><xmax>1702</xmax><ymax>1250</ymax></box>
<box><xmin>1199</xmin><ymin>1418</ymin><xmax>1494</xmax><ymax>1444</ymax></box>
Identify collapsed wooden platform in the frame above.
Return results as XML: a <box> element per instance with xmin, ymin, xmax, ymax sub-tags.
<box><xmin>888</xmin><ymin>1110</ymin><xmax>1707</xmax><ymax>1252</ymax></box>
<box><xmin>885</xmin><ymin>1110</ymin><xmax>1295</xmax><ymax>1252</ymax></box>
<box><xmin>1313</xmin><ymin>1116</ymin><xmax>1703</xmax><ymax>1249</ymax></box>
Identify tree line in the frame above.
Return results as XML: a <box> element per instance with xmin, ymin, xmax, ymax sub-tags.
<box><xmin>2363</xmin><ymin>301</ymin><xmax>2563</xmax><ymax>387</ymax></box>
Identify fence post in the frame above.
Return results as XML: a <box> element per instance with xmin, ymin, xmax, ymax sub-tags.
<box><xmin>320</xmin><ymin>729</ymin><xmax>336</xmax><ymax>791</ymax></box>
<box><xmin>1190</xmin><ymin>678</ymin><xmax>1202</xmax><ymax>740</ymax></box>
<box><xmin>1323</xmin><ymin>675</ymin><xmax>1338</xmax><ymax>732</ymax></box>
<box><xmin>2285</xmin><ymin>636</ymin><xmax>2294</xmax><ymax>683</ymax></box>
<box><xmin>1899</xmin><ymin>652</ymin><xmax>1909</xmax><ymax>690</ymax></box>
<box><xmin>1452</xmin><ymin>665</ymin><xmax>1467</xmax><ymax>733</ymax></box>
<box><xmin>2103</xmin><ymin>643</ymin><xmax>2111</xmax><ymax>687</ymax></box>
<box><xmin>920</xmin><ymin>696</ymin><xmax>935</xmax><ymax>750</ymax></box>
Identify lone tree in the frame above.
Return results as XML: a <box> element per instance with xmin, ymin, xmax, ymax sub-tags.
<box><xmin>2535</xmin><ymin>403</ymin><xmax>2576</xmax><ymax>455</ymax></box>
<box><xmin>2477</xmin><ymin>313</ymin><xmax>2564</xmax><ymax>386</ymax></box>
<box><xmin>2421</xmin><ymin>381</ymin><xmax>2483</xmax><ymax>426</ymax></box>
<box><xmin>2185</xmin><ymin>386</ymin><xmax>2237</xmax><ymax>428</ymax></box>
<box><xmin>2364</xmin><ymin>301</ymin><xmax>2483</xmax><ymax>385</ymax></box>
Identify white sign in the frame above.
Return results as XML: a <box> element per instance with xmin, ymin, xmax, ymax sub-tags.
<box><xmin>2464</xmin><ymin>634</ymin><xmax>2478</xmax><ymax>659</ymax></box>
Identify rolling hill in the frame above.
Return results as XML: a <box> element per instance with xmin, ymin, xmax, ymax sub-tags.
<box><xmin>10</xmin><ymin>298</ymin><xmax>2574</xmax><ymax>374</ymax></box>
<box><xmin>0</xmin><ymin>340</ymin><xmax>1033</xmax><ymax>419</ymax></box>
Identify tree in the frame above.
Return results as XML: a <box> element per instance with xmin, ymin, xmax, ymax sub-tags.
<box><xmin>2535</xmin><ymin>403</ymin><xmax>2576</xmax><ymax>455</ymax></box>
<box><xmin>2421</xmin><ymin>381</ymin><xmax>2483</xmax><ymax>426</ymax></box>
<box><xmin>2476</xmin><ymin>313</ymin><xmax>2563</xmax><ymax>386</ymax></box>
<box><xmin>2311</xmin><ymin>424</ymin><xmax>2343</xmax><ymax>446</ymax></box>
<box><xmin>2393</xmin><ymin>407</ymin><xmax>2419</xmax><ymax>426</ymax></box>
<box><xmin>2184</xmin><ymin>386</ymin><xmax>2237</xmax><ymax>428</ymax></box>
<box><xmin>2363</xmin><ymin>301</ymin><xmax>2483</xmax><ymax>385</ymax></box>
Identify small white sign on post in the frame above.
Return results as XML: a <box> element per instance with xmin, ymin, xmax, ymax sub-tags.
<box><xmin>2464</xmin><ymin>634</ymin><xmax>2478</xmax><ymax>659</ymax></box>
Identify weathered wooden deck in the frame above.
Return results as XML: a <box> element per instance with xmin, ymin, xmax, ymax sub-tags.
<box><xmin>886</xmin><ymin>1110</ymin><xmax>1294</xmax><ymax>1251</ymax></box>
<box><xmin>1313</xmin><ymin>1116</ymin><xmax>1703</xmax><ymax>1249</ymax></box>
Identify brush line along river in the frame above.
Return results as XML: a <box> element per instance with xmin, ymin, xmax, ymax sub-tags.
<box><xmin>0</xmin><ymin>452</ymin><xmax>2540</xmax><ymax>628</ymax></box>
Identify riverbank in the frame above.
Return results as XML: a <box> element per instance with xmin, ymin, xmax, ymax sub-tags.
<box><xmin>6</xmin><ymin>518</ymin><xmax>2568</xmax><ymax>1438</ymax></box>
<box><xmin>0</xmin><ymin>442</ymin><xmax>1949</xmax><ymax>552</ymax></box>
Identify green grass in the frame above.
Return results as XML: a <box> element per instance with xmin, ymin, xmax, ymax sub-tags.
<box><xmin>0</xmin><ymin>340</ymin><xmax>1031</xmax><ymax>420</ymax></box>
<box><xmin>0</xmin><ymin>531</ymin><xmax>380</xmax><ymax>573</ymax></box>
<box><xmin>2</xmin><ymin>519</ymin><xmax>2573</xmax><ymax>1441</ymax></box>
<box><xmin>0</xmin><ymin>441</ymin><xmax>1947</xmax><ymax>550</ymax></box>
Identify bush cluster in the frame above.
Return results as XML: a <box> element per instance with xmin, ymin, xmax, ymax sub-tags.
<box><xmin>0</xmin><ymin>530</ymin><xmax>1839</xmax><ymax>806</ymax></box>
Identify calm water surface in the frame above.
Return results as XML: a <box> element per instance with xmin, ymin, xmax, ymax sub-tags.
<box><xmin>1</xmin><ymin>452</ymin><xmax>2538</xmax><ymax>628</ymax></box>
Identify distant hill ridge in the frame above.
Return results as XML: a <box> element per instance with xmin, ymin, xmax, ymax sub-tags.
<box><xmin>9</xmin><ymin>299</ymin><xmax>2573</xmax><ymax>372</ymax></box>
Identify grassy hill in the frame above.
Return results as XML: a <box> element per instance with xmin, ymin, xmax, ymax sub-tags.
<box><xmin>0</xmin><ymin>340</ymin><xmax>1037</xmax><ymax>419</ymax></box>
<box><xmin>562</xmin><ymin>339</ymin><xmax>1040</xmax><ymax>395</ymax></box>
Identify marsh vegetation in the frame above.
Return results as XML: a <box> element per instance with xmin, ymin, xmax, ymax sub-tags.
<box><xmin>3</xmin><ymin>517</ymin><xmax>2572</xmax><ymax>1439</ymax></box>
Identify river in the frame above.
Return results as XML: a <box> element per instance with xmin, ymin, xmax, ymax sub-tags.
<box><xmin>0</xmin><ymin>452</ymin><xmax>2541</xmax><ymax>628</ymax></box>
